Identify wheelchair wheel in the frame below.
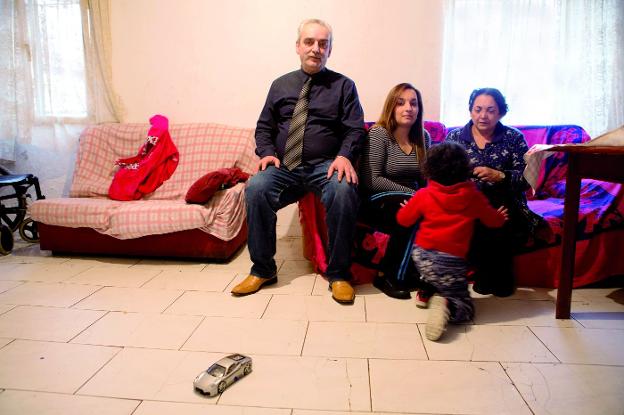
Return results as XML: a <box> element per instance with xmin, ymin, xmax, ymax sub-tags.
<box><xmin>0</xmin><ymin>225</ymin><xmax>14</xmax><ymax>255</ymax></box>
<box><xmin>19</xmin><ymin>218</ymin><xmax>39</xmax><ymax>243</ymax></box>
<box><xmin>0</xmin><ymin>194</ymin><xmax>27</xmax><ymax>232</ymax></box>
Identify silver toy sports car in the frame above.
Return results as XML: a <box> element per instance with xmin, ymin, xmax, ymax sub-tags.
<box><xmin>193</xmin><ymin>353</ymin><xmax>252</xmax><ymax>396</ymax></box>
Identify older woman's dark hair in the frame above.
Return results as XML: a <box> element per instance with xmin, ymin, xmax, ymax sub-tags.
<box><xmin>469</xmin><ymin>88</ymin><xmax>509</xmax><ymax>117</ymax></box>
<box><xmin>424</xmin><ymin>142</ymin><xmax>472</xmax><ymax>186</ymax></box>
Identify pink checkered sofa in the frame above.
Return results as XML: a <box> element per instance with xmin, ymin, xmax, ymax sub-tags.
<box><xmin>29</xmin><ymin>122</ymin><xmax>257</xmax><ymax>260</ymax></box>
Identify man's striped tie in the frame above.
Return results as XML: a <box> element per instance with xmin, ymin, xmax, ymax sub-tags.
<box><xmin>283</xmin><ymin>77</ymin><xmax>312</xmax><ymax>170</ymax></box>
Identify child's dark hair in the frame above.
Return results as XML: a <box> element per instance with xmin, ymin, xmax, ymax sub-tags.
<box><xmin>424</xmin><ymin>142</ymin><xmax>472</xmax><ymax>186</ymax></box>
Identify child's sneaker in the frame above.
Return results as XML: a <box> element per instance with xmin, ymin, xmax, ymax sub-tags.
<box><xmin>426</xmin><ymin>295</ymin><xmax>450</xmax><ymax>341</ymax></box>
<box><xmin>414</xmin><ymin>290</ymin><xmax>432</xmax><ymax>308</ymax></box>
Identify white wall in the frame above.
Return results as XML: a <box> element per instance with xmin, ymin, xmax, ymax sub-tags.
<box><xmin>110</xmin><ymin>0</ymin><xmax>444</xmax><ymax>126</ymax></box>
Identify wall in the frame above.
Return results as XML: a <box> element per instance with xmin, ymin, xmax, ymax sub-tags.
<box><xmin>110</xmin><ymin>0</ymin><xmax>444</xmax><ymax>126</ymax></box>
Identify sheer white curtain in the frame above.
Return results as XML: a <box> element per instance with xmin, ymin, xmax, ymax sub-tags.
<box><xmin>0</xmin><ymin>0</ymin><xmax>119</xmax><ymax>196</ymax></box>
<box><xmin>441</xmin><ymin>0</ymin><xmax>624</xmax><ymax>137</ymax></box>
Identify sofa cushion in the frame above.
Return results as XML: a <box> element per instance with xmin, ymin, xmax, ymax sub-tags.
<box><xmin>105</xmin><ymin>183</ymin><xmax>247</xmax><ymax>240</ymax></box>
<box><xmin>29</xmin><ymin>198</ymin><xmax>122</xmax><ymax>229</ymax></box>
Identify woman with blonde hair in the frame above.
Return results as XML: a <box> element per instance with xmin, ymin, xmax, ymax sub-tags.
<box><xmin>359</xmin><ymin>83</ymin><xmax>431</xmax><ymax>300</ymax></box>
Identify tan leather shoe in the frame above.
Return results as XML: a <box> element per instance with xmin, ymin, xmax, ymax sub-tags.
<box><xmin>231</xmin><ymin>275</ymin><xmax>277</xmax><ymax>296</ymax></box>
<box><xmin>331</xmin><ymin>281</ymin><xmax>355</xmax><ymax>304</ymax></box>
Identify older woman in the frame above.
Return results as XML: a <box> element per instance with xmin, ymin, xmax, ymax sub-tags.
<box><xmin>359</xmin><ymin>83</ymin><xmax>431</xmax><ymax>299</ymax></box>
<box><xmin>446</xmin><ymin>88</ymin><xmax>542</xmax><ymax>297</ymax></box>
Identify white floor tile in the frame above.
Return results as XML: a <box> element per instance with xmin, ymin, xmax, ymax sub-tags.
<box><xmin>59</xmin><ymin>256</ymin><xmax>140</xmax><ymax>268</ymax></box>
<box><xmin>0</xmin><ymin>305</ymin><xmax>105</xmax><ymax>342</ymax></box>
<box><xmin>134</xmin><ymin>401</ymin><xmax>290</xmax><ymax>415</ymax></box>
<box><xmin>0</xmin><ymin>340</ymin><xmax>119</xmax><ymax>393</ymax></box>
<box><xmin>551</xmin><ymin>287</ymin><xmax>624</xmax><ymax>303</ymax></box>
<box><xmin>264</xmin><ymin>295</ymin><xmax>365</xmax><ymax>322</ymax></box>
<box><xmin>0</xmin><ymin>337</ymin><xmax>13</xmax><ymax>348</ymax></box>
<box><xmin>0</xmin><ymin>390</ymin><xmax>140</xmax><ymax>415</ymax></box>
<box><xmin>473</xmin><ymin>298</ymin><xmax>580</xmax><ymax>327</ymax></box>
<box><xmin>217</xmin><ymin>355</ymin><xmax>370</xmax><ymax>411</ymax></box>
<box><xmin>142</xmin><ymin>268</ymin><xmax>239</xmax><ymax>292</ymax></box>
<box><xmin>505</xmin><ymin>286</ymin><xmax>555</xmax><ymax>301</ymax></box>
<box><xmin>165</xmin><ymin>291</ymin><xmax>271</xmax><ymax>318</ymax></box>
<box><xmin>0</xmin><ymin>279</ymin><xmax>22</xmax><ymax>294</ymax></box>
<box><xmin>530</xmin><ymin>326</ymin><xmax>624</xmax><ymax>365</ymax></box>
<box><xmin>423</xmin><ymin>324</ymin><xmax>558</xmax><ymax>363</ymax></box>
<box><xmin>0</xmin><ymin>263</ymin><xmax>93</xmax><ymax>283</ymax></box>
<box><xmin>365</xmin><ymin>294</ymin><xmax>428</xmax><ymax>323</ymax></box>
<box><xmin>72</xmin><ymin>311</ymin><xmax>203</xmax><ymax>349</ymax></box>
<box><xmin>66</xmin><ymin>266</ymin><xmax>161</xmax><ymax>287</ymax></box>
<box><xmin>73</xmin><ymin>286</ymin><xmax>183</xmax><ymax>313</ymax></box>
<box><xmin>505</xmin><ymin>362</ymin><xmax>624</xmax><ymax>415</ymax></box>
<box><xmin>0</xmin><ymin>282</ymin><xmax>101</xmax><ymax>307</ymax></box>
<box><xmin>369</xmin><ymin>359</ymin><xmax>531</xmax><ymax>414</ymax></box>
<box><xmin>278</xmin><ymin>259</ymin><xmax>317</xmax><ymax>275</ymax></box>
<box><xmin>78</xmin><ymin>348</ymin><xmax>221</xmax><ymax>403</ymax></box>
<box><xmin>0</xmin><ymin>304</ymin><xmax>14</xmax><ymax>315</ymax></box>
<box><xmin>569</xmin><ymin>299</ymin><xmax>624</xmax><ymax>329</ymax></box>
<box><xmin>182</xmin><ymin>317</ymin><xmax>307</xmax><ymax>355</ymax></box>
<box><xmin>303</xmin><ymin>321</ymin><xmax>426</xmax><ymax>359</ymax></box>
<box><xmin>132</xmin><ymin>259</ymin><xmax>208</xmax><ymax>272</ymax></box>
<box><xmin>0</xmin><ymin>263</ymin><xmax>20</xmax><ymax>276</ymax></box>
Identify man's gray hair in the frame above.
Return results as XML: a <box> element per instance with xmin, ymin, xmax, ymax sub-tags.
<box><xmin>297</xmin><ymin>18</ymin><xmax>333</xmax><ymax>45</ymax></box>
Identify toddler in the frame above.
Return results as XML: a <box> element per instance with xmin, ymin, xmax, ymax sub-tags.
<box><xmin>396</xmin><ymin>142</ymin><xmax>507</xmax><ymax>341</ymax></box>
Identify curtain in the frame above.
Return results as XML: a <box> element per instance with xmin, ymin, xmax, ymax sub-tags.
<box><xmin>0</xmin><ymin>0</ymin><xmax>120</xmax><ymax>197</ymax></box>
<box><xmin>441</xmin><ymin>0</ymin><xmax>624</xmax><ymax>137</ymax></box>
<box><xmin>0</xmin><ymin>0</ymin><xmax>32</xmax><ymax>162</ymax></box>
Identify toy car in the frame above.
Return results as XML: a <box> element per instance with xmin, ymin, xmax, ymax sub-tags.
<box><xmin>193</xmin><ymin>353</ymin><xmax>252</xmax><ymax>396</ymax></box>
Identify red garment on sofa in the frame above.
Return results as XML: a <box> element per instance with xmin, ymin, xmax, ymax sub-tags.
<box><xmin>185</xmin><ymin>167</ymin><xmax>250</xmax><ymax>204</ymax></box>
<box><xmin>108</xmin><ymin>115</ymin><xmax>179</xmax><ymax>201</ymax></box>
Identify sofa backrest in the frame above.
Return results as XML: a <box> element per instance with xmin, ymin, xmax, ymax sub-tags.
<box><xmin>70</xmin><ymin>122</ymin><xmax>257</xmax><ymax>200</ymax></box>
<box><xmin>514</xmin><ymin>125</ymin><xmax>591</xmax><ymax>198</ymax></box>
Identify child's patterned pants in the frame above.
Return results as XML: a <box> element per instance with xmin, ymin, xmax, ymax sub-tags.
<box><xmin>411</xmin><ymin>246</ymin><xmax>474</xmax><ymax>322</ymax></box>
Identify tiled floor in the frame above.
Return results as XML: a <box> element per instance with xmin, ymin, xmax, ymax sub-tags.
<box><xmin>0</xmin><ymin>204</ymin><xmax>623</xmax><ymax>414</ymax></box>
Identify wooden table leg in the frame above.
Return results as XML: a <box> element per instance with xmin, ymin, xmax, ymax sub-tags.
<box><xmin>556</xmin><ymin>154</ymin><xmax>581</xmax><ymax>319</ymax></box>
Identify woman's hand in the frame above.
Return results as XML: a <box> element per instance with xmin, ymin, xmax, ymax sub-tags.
<box><xmin>497</xmin><ymin>205</ymin><xmax>509</xmax><ymax>221</ymax></box>
<box><xmin>473</xmin><ymin>166</ymin><xmax>505</xmax><ymax>183</ymax></box>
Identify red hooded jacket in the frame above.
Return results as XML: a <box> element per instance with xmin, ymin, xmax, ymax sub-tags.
<box><xmin>396</xmin><ymin>180</ymin><xmax>506</xmax><ymax>258</ymax></box>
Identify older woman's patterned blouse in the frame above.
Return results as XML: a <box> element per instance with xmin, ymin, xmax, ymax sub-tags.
<box><xmin>446</xmin><ymin>121</ymin><xmax>542</xmax><ymax>236</ymax></box>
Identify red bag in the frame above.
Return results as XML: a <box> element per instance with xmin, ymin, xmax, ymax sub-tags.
<box><xmin>185</xmin><ymin>167</ymin><xmax>250</xmax><ymax>204</ymax></box>
<box><xmin>108</xmin><ymin>115</ymin><xmax>179</xmax><ymax>201</ymax></box>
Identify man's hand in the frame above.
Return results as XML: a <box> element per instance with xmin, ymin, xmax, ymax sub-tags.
<box><xmin>256</xmin><ymin>156</ymin><xmax>280</xmax><ymax>173</ymax></box>
<box><xmin>327</xmin><ymin>155</ymin><xmax>358</xmax><ymax>184</ymax></box>
<box><xmin>473</xmin><ymin>166</ymin><xmax>505</xmax><ymax>183</ymax></box>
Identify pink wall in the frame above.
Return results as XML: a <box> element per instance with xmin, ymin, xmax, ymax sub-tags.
<box><xmin>110</xmin><ymin>0</ymin><xmax>444</xmax><ymax>126</ymax></box>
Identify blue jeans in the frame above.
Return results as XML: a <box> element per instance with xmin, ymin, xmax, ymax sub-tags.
<box><xmin>245</xmin><ymin>160</ymin><xmax>360</xmax><ymax>282</ymax></box>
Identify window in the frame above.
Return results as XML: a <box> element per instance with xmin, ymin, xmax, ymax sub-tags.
<box><xmin>441</xmin><ymin>0</ymin><xmax>624</xmax><ymax>137</ymax></box>
<box><xmin>27</xmin><ymin>0</ymin><xmax>87</xmax><ymax>120</ymax></box>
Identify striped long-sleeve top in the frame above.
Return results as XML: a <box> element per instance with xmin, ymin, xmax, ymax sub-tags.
<box><xmin>359</xmin><ymin>125</ymin><xmax>431</xmax><ymax>195</ymax></box>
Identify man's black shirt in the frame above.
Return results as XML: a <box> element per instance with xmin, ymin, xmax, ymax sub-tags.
<box><xmin>255</xmin><ymin>68</ymin><xmax>365</xmax><ymax>165</ymax></box>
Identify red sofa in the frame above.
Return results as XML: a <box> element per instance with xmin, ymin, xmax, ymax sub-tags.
<box><xmin>299</xmin><ymin>122</ymin><xmax>624</xmax><ymax>288</ymax></box>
